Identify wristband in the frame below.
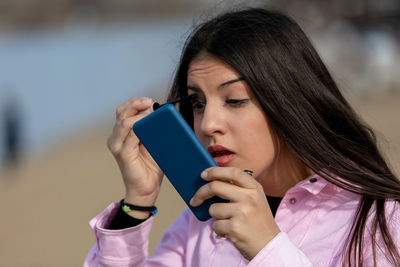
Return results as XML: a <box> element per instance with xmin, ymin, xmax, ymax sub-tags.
<box><xmin>120</xmin><ymin>199</ymin><xmax>158</xmax><ymax>216</ymax></box>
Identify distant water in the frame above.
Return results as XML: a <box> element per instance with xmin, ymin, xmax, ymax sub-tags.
<box><xmin>0</xmin><ymin>18</ymin><xmax>191</xmax><ymax>162</ymax></box>
<box><xmin>1</xmin><ymin>18</ymin><xmax>399</xmax><ymax>165</ymax></box>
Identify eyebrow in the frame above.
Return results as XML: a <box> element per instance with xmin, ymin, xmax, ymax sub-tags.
<box><xmin>187</xmin><ymin>77</ymin><xmax>244</xmax><ymax>92</ymax></box>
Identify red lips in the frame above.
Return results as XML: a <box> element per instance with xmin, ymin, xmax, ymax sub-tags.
<box><xmin>208</xmin><ymin>145</ymin><xmax>235</xmax><ymax>166</ymax></box>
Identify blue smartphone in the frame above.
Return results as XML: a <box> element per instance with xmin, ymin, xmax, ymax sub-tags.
<box><xmin>132</xmin><ymin>104</ymin><xmax>226</xmax><ymax>221</ymax></box>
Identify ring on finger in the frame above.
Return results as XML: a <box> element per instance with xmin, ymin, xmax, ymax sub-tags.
<box><xmin>215</xmin><ymin>232</ymin><xmax>226</xmax><ymax>239</ymax></box>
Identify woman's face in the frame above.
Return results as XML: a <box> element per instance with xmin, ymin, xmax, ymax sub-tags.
<box><xmin>187</xmin><ymin>54</ymin><xmax>307</xmax><ymax>196</ymax></box>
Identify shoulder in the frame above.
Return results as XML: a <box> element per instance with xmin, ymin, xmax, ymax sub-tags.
<box><xmin>290</xmin><ymin>174</ymin><xmax>362</xmax><ymax>208</ymax></box>
<box><xmin>362</xmin><ymin>199</ymin><xmax>400</xmax><ymax>245</ymax></box>
<box><xmin>364</xmin><ymin>199</ymin><xmax>400</xmax><ymax>229</ymax></box>
<box><xmin>383</xmin><ymin>199</ymin><xmax>400</xmax><ymax>230</ymax></box>
<box><xmin>360</xmin><ymin>200</ymin><xmax>400</xmax><ymax>264</ymax></box>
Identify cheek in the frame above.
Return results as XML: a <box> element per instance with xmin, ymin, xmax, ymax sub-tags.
<box><xmin>237</xmin><ymin>116</ymin><xmax>278</xmax><ymax>171</ymax></box>
<box><xmin>193</xmin><ymin>117</ymin><xmax>200</xmax><ymax>135</ymax></box>
<box><xmin>193</xmin><ymin>117</ymin><xmax>204</xmax><ymax>141</ymax></box>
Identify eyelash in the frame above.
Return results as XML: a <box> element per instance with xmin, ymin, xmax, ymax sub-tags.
<box><xmin>191</xmin><ymin>98</ymin><xmax>249</xmax><ymax>111</ymax></box>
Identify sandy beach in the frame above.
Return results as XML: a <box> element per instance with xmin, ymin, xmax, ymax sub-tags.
<box><xmin>0</xmin><ymin>91</ymin><xmax>399</xmax><ymax>266</ymax></box>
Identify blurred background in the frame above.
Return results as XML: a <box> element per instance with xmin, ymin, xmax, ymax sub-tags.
<box><xmin>0</xmin><ymin>0</ymin><xmax>399</xmax><ymax>266</ymax></box>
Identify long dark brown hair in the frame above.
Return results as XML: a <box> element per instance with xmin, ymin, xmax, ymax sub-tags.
<box><xmin>167</xmin><ymin>8</ymin><xmax>400</xmax><ymax>266</ymax></box>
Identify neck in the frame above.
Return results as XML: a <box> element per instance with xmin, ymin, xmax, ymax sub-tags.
<box><xmin>258</xmin><ymin>146</ymin><xmax>312</xmax><ymax>197</ymax></box>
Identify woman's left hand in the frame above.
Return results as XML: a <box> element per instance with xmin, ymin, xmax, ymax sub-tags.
<box><xmin>190</xmin><ymin>166</ymin><xmax>281</xmax><ymax>260</ymax></box>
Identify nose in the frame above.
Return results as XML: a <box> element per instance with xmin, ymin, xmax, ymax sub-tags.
<box><xmin>198</xmin><ymin>102</ymin><xmax>226</xmax><ymax>137</ymax></box>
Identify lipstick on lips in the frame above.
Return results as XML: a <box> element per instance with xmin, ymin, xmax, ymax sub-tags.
<box><xmin>208</xmin><ymin>145</ymin><xmax>235</xmax><ymax>166</ymax></box>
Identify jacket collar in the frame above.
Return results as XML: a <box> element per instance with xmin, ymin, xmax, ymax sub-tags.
<box><xmin>288</xmin><ymin>173</ymin><xmax>339</xmax><ymax>196</ymax></box>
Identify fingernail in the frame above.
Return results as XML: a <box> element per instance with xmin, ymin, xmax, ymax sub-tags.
<box><xmin>243</xmin><ymin>170</ymin><xmax>253</xmax><ymax>176</ymax></box>
<box><xmin>201</xmin><ymin>171</ymin><xmax>208</xmax><ymax>179</ymax></box>
<box><xmin>141</xmin><ymin>97</ymin><xmax>151</xmax><ymax>104</ymax></box>
<box><xmin>189</xmin><ymin>197</ymin><xmax>194</xmax><ymax>206</ymax></box>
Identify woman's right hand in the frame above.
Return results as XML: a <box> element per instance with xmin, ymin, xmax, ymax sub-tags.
<box><xmin>107</xmin><ymin>97</ymin><xmax>164</xmax><ymax>216</ymax></box>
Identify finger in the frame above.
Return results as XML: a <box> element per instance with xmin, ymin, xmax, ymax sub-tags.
<box><xmin>190</xmin><ymin>180</ymin><xmax>244</xmax><ymax>207</ymax></box>
<box><xmin>116</xmin><ymin>98</ymin><xmax>140</xmax><ymax>120</ymax></box>
<box><xmin>209</xmin><ymin>202</ymin><xmax>236</xmax><ymax>220</ymax></box>
<box><xmin>118</xmin><ymin>97</ymin><xmax>153</xmax><ymax>121</ymax></box>
<box><xmin>116</xmin><ymin>97</ymin><xmax>153</xmax><ymax>121</ymax></box>
<box><xmin>212</xmin><ymin>219</ymin><xmax>231</xmax><ymax>239</ymax></box>
<box><xmin>120</xmin><ymin>127</ymin><xmax>140</xmax><ymax>152</ymax></box>
<box><xmin>119</xmin><ymin>124</ymin><xmax>148</xmax><ymax>158</ymax></box>
<box><xmin>201</xmin><ymin>167</ymin><xmax>258</xmax><ymax>189</ymax></box>
<box><xmin>108</xmin><ymin>114</ymin><xmax>148</xmax><ymax>155</ymax></box>
<box><xmin>115</xmin><ymin>98</ymin><xmax>134</xmax><ymax>119</ymax></box>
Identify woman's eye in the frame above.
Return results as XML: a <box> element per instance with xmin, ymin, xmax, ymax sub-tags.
<box><xmin>190</xmin><ymin>98</ymin><xmax>249</xmax><ymax>111</ymax></box>
<box><xmin>226</xmin><ymin>99</ymin><xmax>249</xmax><ymax>107</ymax></box>
<box><xmin>191</xmin><ymin>100</ymin><xmax>206</xmax><ymax>111</ymax></box>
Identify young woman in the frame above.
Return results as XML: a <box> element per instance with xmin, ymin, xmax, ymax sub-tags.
<box><xmin>85</xmin><ymin>8</ymin><xmax>400</xmax><ymax>266</ymax></box>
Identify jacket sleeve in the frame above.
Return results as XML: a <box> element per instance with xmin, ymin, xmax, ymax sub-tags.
<box><xmin>247</xmin><ymin>232</ymin><xmax>313</xmax><ymax>267</ymax></box>
<box><xmin>83</xmin><ymin>202</ymin><xmax>154</xmax><ymax>267</ymax></box>
<box><xmin>83</xmin><ymin>203</ymin><xmax>191</xmax><ymax>267</ymax></box>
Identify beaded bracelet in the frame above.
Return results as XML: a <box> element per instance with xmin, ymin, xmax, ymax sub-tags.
<box><xmin>120</xmin><ymin>199</ymin><xmax>158</xmax><ymax>216</ymax></box>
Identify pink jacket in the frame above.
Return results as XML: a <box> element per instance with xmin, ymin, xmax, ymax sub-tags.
<box><xmin>84</xmin><ymin>174</ymin><xmax>399</xmax><ymax>266</ymax></box>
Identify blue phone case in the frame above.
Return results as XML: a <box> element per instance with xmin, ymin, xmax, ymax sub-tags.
<box><xmin>132</xmin><ymin>104</ymin><xmax>227</xmax><ymax>221</ymax></box>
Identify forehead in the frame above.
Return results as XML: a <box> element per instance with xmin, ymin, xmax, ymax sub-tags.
<box><xmin>187</xmin><ymin>54</ymin><xmax>241</xmax><ymax>82</ymax></box>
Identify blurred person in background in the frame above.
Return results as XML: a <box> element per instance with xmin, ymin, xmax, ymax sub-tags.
<box><xmin>2</xmin><ymin>92</ymin><xmax>21</xmax><ymax>168</ymax></box>
<box><xmin>85</xmin><ymin>8</ymin><xmax>400</xmax><ymax>267</ymax></box>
